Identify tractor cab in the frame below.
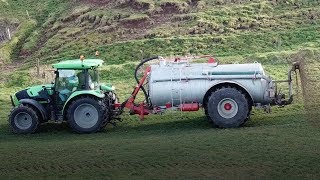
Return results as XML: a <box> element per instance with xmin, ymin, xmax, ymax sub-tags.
<box><xmin>52</xmin><ymin>59</ymin><xmax>103</xmax><ymax>102</ymax></box>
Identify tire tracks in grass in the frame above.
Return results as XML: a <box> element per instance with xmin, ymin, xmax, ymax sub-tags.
<box><xmin>1</xmin><ymin>160</ymin><xmax>269</xmax><ymax>175</ymax></box>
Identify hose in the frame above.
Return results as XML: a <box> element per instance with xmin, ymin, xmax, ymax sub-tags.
<box><xmin>134</xmin><ymin>56</ymin><xmax>159</xmax><ymax>107</ymax></box>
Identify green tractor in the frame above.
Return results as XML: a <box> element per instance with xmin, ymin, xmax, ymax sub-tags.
<box><xmin>9</xmin><ymin>58</ymin><xmax>118</xmax><ymax>134</ymax></box>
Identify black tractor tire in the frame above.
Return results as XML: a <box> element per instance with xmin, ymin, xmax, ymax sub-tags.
<box><xmin>100</xmin><ymin>92</ymin><xmax>118</xmax><ymax>130</ymax></box>
<box><xmin>206</xmin><ymin>87</ymin><xmax>249</xmax><ymax>128</ymax></box>
<box><xmin>8</xmin><ymin>105</ymin><xmax>40</xmax><ymax>134</ymax></box>
<box><xmin>67</xmin><ymin>97</ymin><xmax>105</xmax><ymax>133</ymax></box>
<box><xmin>100</xmin><ymin>102</ymin><xmax>110</xmax><ymax>131</ymax></box>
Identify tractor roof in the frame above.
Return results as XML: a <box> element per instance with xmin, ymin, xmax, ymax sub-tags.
<box><xmin>52</xmin><ymin>59</ymin><xmax>103</xmax><ymax>69</ymax></box>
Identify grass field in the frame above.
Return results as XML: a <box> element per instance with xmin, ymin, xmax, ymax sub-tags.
<box><xmin>0</xmin><ymin>106</ymin><xmax>320</xmax><ymax>179</ymax></box>
<box><xmin>1</xmin><ymin>99</ymin><xmax>320</xmax><ymax>179</ymax></box>
<box><xmin>1</xmin><ymin>0</ymin><xmax>320</xmax><ymax>179</ymax></box>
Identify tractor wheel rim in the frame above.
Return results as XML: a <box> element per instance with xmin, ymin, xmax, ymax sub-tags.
<box><xmin>14</xmin><ymin>112</ymin><xmax>32</xmax><ymax>130</ymax></box>
<box><xmin>74</xmin><ymin>103</ymin><xmax>99</xmax><ymax>129</ymax></box>
<box><xmin>217</xmin><ymin>98</ymin><xmax>238</xmax><ymax>119</ymax></box>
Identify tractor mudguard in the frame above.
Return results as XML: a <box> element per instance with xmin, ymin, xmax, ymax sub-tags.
<box><xmin>62</xmin><ymin>90</ymin><xmax>105</xmax><ymax>114</ymax></box>
<box><xmin>19</xmin><ymin>99</ymin><xmax>48</xmax><ymax>121</ymax></box>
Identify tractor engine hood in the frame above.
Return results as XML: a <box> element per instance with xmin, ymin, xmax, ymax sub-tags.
<box><xmin>12</xmin><ymin>84</ymin><xmax>54</xmax><ymax>106</ymax></box>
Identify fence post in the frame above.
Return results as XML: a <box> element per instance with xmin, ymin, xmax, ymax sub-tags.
<box><xmin>26</xmin><ymin>10</ymin><xmax>30</xmax><ymax>19</ymax></box>
<box><xmin>37</xmin><ymin>58</ymin><xmax>40</xmax><ymax>77</ymax></box>
<box><xmin>6</xmin><ymin>27</ymin><xmax>11</xmax><ymax>40</ymax></box>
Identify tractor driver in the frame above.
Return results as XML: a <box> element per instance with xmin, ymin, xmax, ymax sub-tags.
<box><xmin>58</xmin><ymin>70</ymin><xmax>79</xmax><ymax>101</ymax></box>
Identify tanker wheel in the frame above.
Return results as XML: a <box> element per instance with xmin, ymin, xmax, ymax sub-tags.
<box><xmin>8</xmin><ymin>105</ymin><xmax>40</xmax><ymax>134</ymax></box>
<box><xmin>207</xmin><ymin>87</ymin><xmax>249</xmax><ymax>128</ymax></box>
<box><xmin>245</xmin><ymin>106</ymin><xmax>252</xmax><ymax>123</ymax></box>
<box><xmin>67</xmin><ymin>97</ymin><xmax>105</xmax><ymax>133</ymax></box>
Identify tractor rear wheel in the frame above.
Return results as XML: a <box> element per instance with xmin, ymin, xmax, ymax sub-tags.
<box><xmin>67</xmin><ymin>97</ymin><xmax>105</xmax><ymax>133</ymax></box>
<box><xmin>9</xmin><ymin>105</ymin><xmax>40</xmax><ymax>134</ymax></box>
<box><xmin>206</xmin><ymin>87</ymin><xmax>249</xmax><ymax>128</ymax></box>
<box><xmin>100</xmin><ymin>92</ymin><xmax>118</xmax><ymax>130</ymax></box>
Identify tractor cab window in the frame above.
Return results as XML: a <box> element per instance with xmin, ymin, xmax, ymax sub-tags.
<box><xmin>88</xmin><ymin>68</ymin><xmax>99</xmax><ymax>89</ymax></box>
<box><xmin>75</xmin><ymin>68</ymin><xmax>98</xmax><ymax>90</ymax></box>
<box><xmin>76</xmin><ymin>70</ymin><xmax>94</xmax><ymax>90</ymax></box>
<box><xmin>56</xmin><ymin>69</ymin><xmax>79</xmax><ymax>101</ymax></box>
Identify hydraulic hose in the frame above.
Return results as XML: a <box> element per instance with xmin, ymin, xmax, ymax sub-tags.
<box><xmin>134</xmin><ymin>56</ymin><xmax>159</xmax><ymax>108</ymax></box>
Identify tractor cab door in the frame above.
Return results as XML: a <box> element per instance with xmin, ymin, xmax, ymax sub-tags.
<box><xmin>55</xmin><ymin>69</ymin><xmax>80</xmax><ymax>103</ymax></box>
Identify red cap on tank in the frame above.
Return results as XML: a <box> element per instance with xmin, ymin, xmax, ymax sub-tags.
<box><xmin>208</xmin><ymin>57</ymin><xmax>215</xmax><ymax>63</ymax></box>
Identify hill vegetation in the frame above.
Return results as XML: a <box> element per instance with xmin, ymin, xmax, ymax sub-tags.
<box><xmin>1</xmin><ymin>0</ymin><xmax>320</xmax><ymax>65</ymax></box>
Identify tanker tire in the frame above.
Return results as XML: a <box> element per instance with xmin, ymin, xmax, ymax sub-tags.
<box><xmin>207</xmin><ymin>87</ymin><xmax>249</xmax><ymax>128</ymax></box>
<box><xmin>8</xmin><ymin>105</ymin><xmax>40</xmax><ymax>134</ymax></box>
<box><xmin>244</xmin><ymin>106</ymin><xmax>252</xmax><ymax>124</ymax></box>
<box><xmin>67</xmin><ymin>97</ymin><xmax>105</xmax><ymax>133</ymax></box>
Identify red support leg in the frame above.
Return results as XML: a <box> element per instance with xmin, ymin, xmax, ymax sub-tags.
<box><xmin>124</xmin><ymin>66</ymin><xmax>152</xmax><ymax>120</ymax></box>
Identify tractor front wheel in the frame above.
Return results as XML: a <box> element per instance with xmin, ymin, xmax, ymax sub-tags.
<box><xmin>9</xmin><ymin>105</ymin><xmax>40</xmax><ymax>134</ymax></box>
<box><xmin>67</xmin><ymin>97</ymin><xmax>105</xmax><ymax>133</ymax></box>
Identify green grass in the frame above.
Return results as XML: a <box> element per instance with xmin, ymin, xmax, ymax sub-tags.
<box><xmin>1</xmin><ymin>102</ymin><xmax>319</xmax><ymax>179</ymax></box>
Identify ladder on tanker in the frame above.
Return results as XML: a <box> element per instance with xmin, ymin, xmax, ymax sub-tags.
<box><xmin>170</xmin><ymin>65</ymin><xmax>183</xmax><ymax>110</ymax></box>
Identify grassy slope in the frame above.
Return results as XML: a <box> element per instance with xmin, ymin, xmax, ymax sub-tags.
<box><xmin>1</xmin><ymin>0</ymin><xmax>320</xmax><ymax>179</ymax></box>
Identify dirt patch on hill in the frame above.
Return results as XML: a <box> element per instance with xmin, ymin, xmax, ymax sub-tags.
<box><xmin>120</xmin><ymin>17</ymin><xmax>151</xmax><ymax>29</ymax></box>
<box><xmin>81</xmin><ymin>0</ymin><xmax>112</xmax><ymax>6</ymax></box>
<box><xmin>119</xmin><ymin>0</ymin><xmax>152</xmax><ymax>11</ymax></box>
<box><xmin>160</xmin><ymin>2</ymin><xmax>181</xmax><ymax>14</ymax></box>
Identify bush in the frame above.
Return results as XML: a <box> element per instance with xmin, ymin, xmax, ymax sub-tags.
<box><xmin>6</xmin><ymin>71</ymin><xmax>32</xmax><ymax>87</ymax></box>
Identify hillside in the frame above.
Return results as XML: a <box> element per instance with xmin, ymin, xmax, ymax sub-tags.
<box><xmin>1</xmin><ymin>0</ymin><xmax>320</xmax><ymax>65</ymax></box>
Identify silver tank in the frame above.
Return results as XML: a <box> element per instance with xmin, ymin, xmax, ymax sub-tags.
<box><xmin>148</xmin><ymin>61</ymin><xmax>275</xmax><ymax>107</ymax></box>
